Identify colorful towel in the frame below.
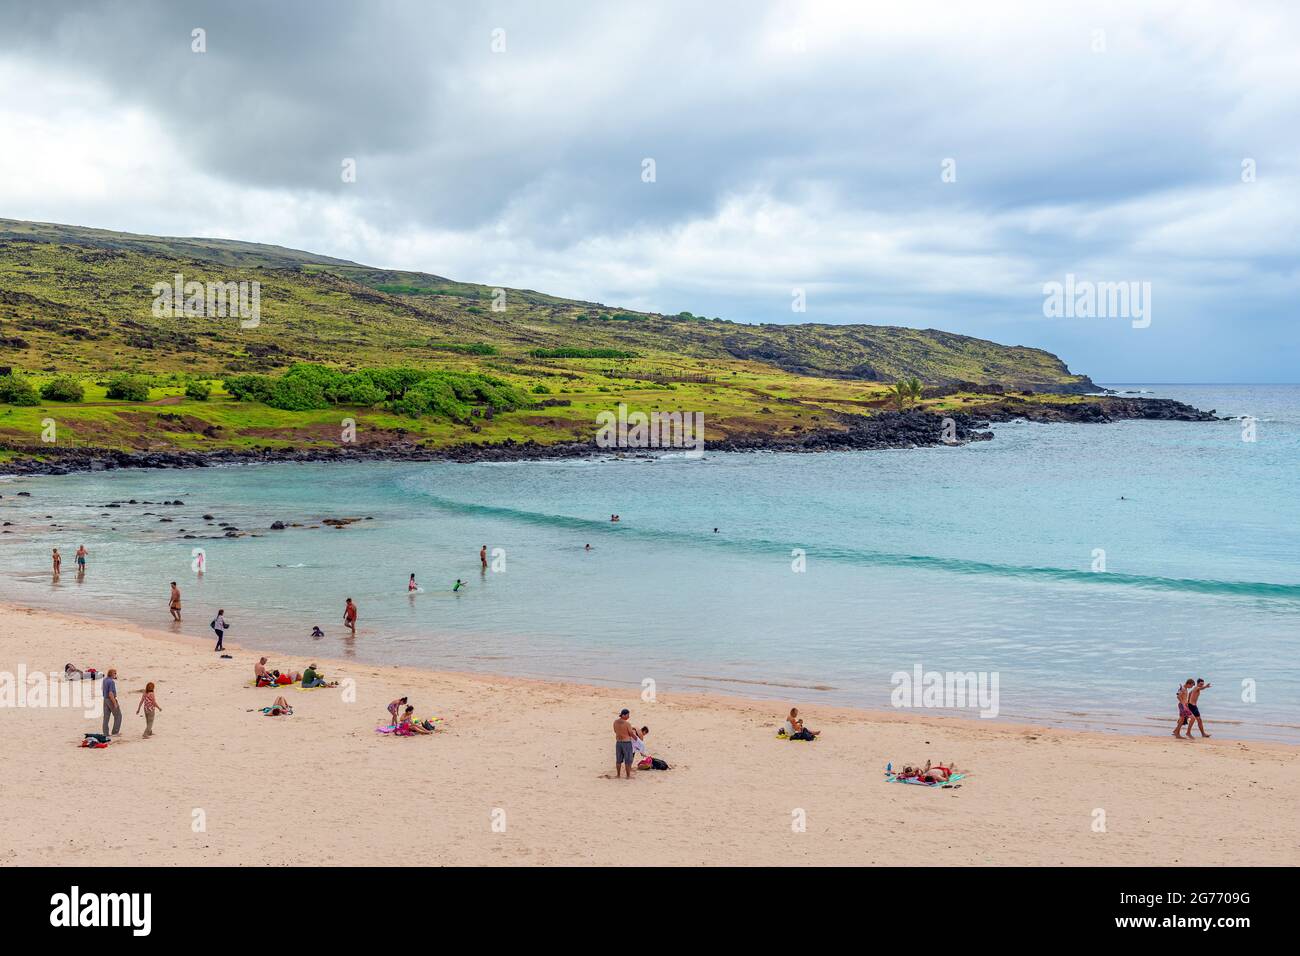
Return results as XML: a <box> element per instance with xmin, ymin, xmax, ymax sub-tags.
<box><xmin>885</xmin><ymin>771</ymin><xmax>966</xmax><ymax>787</ymax></box>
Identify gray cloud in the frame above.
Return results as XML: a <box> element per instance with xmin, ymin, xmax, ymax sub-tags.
<box><xmin>0</xmin><ymin>0</ymin><xmax>1297</xmax><ymax>380</ymax></box>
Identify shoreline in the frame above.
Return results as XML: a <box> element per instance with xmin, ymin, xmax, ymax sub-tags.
<box><xmin>0</xmin><ymin>397</ymin><xmax>1219</xmax><ymax>477</ymax></box>
<box><xmin>2</xmin><ymin>600</ymin><xmax>1297</xmax><ymax>866</ymax></box>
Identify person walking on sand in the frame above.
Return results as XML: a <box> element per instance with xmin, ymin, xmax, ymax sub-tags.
<box><xmin>1188</xmin><ymin>678</ymin><xmax>1212</xmax><ymax>738</ymax></box>
<box><xmin>52</xmin><ymin>548</ymin><xmax>61</xmax><ymax>575</ymax></box>
<box><xmin>614</xmin><ymin>708</ymin><xmax>636</xmax><ymax>779</ymax></box>
<box><xmin>210</xmin><ymin>609</ymin><xmax>229</xmax><ymax>651</ymax></box>
<box><xmin>136</xmin><ymin>681</ymin><xmax>161</xmax><ymax>738</ymax></box>
<box><xmin>343</xmin><ymin>597</ymin><xmax>357</xmax><ymax>633</ymax></box>
<box><xmin>101</xmin><ymin>668</ymin><xmax>122</xmax><ymax>737</ymax></box>
<box><xmin>1173</xmin><ymin>679</ymin><xmax>1196</xmax><ymax>740</ymax></box>
<box><xmin>480</xmin><ymin>545</ymin><xmax>488</xmax><ymax>570</ymax></box>
<box><xmin>168</xmin><ymin>581</ymin><xmax>182</xmax><ymax>622</ymax></box>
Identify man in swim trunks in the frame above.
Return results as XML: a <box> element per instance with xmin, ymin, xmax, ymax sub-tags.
<box><xmin>75</xmin><ymin>545</ymin><xmax>88</xmax><ymax>572</ymax></box>
<box><xmin>169</xmin><ymin>581</ymin><xmax>182</xmax><ymax>622</ymax></box>
<box><xmin>613</xmin><ymin>708</ymin><xmax>636</xmax><ymax>779</ymax></box>
<box><xmin>1173</xmin><ymin>679</ymin><xmax>1196</xmax><ymax>739</ymax></box>
<box><xmin>343</xmin><ymin>597</ymin><xmax>357</xmax><ymax>633</ymax></box>
<box><xmin>480</xmin><ymin>545</ymin><xmax>488</xmax><ymax>570</ymax></box>
<box><xmin>1187</xmin><ymin>678</ymin><xmax>1211</xmax><ymax>738</ymax></box>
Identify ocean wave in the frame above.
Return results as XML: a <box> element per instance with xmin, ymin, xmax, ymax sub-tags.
<box><xmin>411</xmin><ymin>493</ymin><xmax>1300</xmax><ymax>601</ymax></box>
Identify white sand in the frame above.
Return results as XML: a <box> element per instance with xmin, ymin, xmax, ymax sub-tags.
<box><xmin>2</xmin><ymin>602</ymin><xmax>1296</xmax><ymax>866</ymax></box>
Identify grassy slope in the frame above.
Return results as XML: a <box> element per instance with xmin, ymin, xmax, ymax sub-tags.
<box><xmin>0</xmin><ymin>218</ymin><xmax>1098</xmax><ymax>455</ymax></box>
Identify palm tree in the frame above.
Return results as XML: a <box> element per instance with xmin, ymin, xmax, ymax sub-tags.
<box><xmin>906</xmin><ymin>376</ymin><xmax>923</xmax><ymax>406</ymax></box>
<box><xmin>892</xmin><ymin>377</ymin><xmax>924</xmax><ymax>411</ymax></box>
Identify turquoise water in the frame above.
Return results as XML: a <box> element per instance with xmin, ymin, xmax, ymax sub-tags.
<box><xmin>2</xmin><ymin>384</ymin><xmax>1297</xmax><ymax>740</ymax></box>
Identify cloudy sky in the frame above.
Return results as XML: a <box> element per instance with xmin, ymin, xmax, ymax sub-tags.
<box><xmin>1</xmin><ymin>1</ymin><xmax>1296</xmax><ymax>382</ymax></box>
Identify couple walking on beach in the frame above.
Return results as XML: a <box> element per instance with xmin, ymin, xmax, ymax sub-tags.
<box><xmin>99</xmin><ymin>669</ymin><xmax>162</xmax><ymax>739</ymax></box>
<box><xmin>1174</xmin><ymin>679</ymin><xmax>1211</xmax><ymax>739</ymax></box>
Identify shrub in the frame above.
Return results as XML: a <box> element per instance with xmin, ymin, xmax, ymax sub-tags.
<box><xmin>223</xmin><ymin>374</ymin><xmax>275</xmax><ymax>403</ymax></box>
<box><xmin>39</xmin><ymin>375</ymin><xmax>85</xmax><ymax>402</ymax></box>
<box><xmin>267</xmin><ymin>376</ymin><xmax>329</xmax><ymax>411</ymax></box>
<box><xmin>106</xmin><ymin>374</ymin><xmax>151</xmax><ymax>402</ymax></box>
<box><xmin>528</xmin><ymin>348</ymin><xmax>636</xmax><ymax>359</ymax></box>
<box><xmin>331</xmin><ymin>373</ymin><xmax>386</xmax><ymax>407</ymax></box>
<box><xmin>531</xmin><ymin>384</ymin><xmax>550</xmax><ymax>394</ymax></box>
<box><xmin>0</xmin><ymin>374</ymin><xmax>39</xmax><ymax>406</ymax></box>
<box><xmin>185</xmin><ymin>380</ymin><xmax>211</xmax><ymax>401</ymax></box>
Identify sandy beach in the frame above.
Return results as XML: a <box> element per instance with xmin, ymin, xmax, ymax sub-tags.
<box><xmin>1</xmin><ymin>601</ymin><xmax>1296</xmax><ymax>867</ymax></box>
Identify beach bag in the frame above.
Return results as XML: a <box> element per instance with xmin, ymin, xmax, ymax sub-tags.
<box><xmin>651</xmin><ymin>757</ymin><xmax>670</xmax><ymax>770</ymax></box>
<box><xmin>638</xmin><ymin>756</ymin><xmax>653</xmax><ymax>769</ymax></box>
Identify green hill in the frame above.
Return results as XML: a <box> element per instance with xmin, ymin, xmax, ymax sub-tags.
<box><xmin>0</xmin><ymin>217</ymin><xmax>1100</xmax><ymax>459</ymax></box>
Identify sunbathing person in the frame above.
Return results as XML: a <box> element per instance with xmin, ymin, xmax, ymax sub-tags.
<box><xmin>261</xmin><ymin>696</ymin><xmax>293</xmax><ymax>716</ymax></box>
<box><xmin>898</xmin><ymin>760</ymin><xmax>957</xmax><ymax>783</ymax></box>
<box><xmin>64</xmin><ymin>663</ymin><xmax>97</xmax><ymax>680</ymax></box>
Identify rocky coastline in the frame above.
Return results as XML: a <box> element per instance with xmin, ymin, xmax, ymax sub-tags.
<box><xmin>0</xmin><ymin>398</ymin><xmax>1219</xmax><ymax>477</ymax></box>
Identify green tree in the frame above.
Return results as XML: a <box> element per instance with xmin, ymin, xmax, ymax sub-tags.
<box><xmin>40</xmin><ymin>375</ymin><xmax>85</xmax><ymax>402</ymax></box>
<box><xmin>0</xmin><ymin>374</ymin><xmax>40</xmax><ymax>406</ymax></box>
<box><xmin>106</xmin><ymin>374</ymin><xmax>151</xmax><ymax>402</ymax></box>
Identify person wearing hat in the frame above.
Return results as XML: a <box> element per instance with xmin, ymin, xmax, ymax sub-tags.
<box><xmin>301</xmin><ymin>663</ymin><xmax>331</xmax><ymax>688</ymax></box>
<box><xmin>613</xmin><ymin>708</ymin><xmax>636</xmax><ymax>779</ymax></box>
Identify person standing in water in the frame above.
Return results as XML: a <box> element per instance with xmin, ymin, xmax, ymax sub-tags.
<box><xmin>52</xmin><ymin>548</ymin><xmax>62</xmax><ymax>575</ymax></box>
<box><xmin>453</xmin><ymin>579</ymin><xmax>466</xmax><ymax>593</ymax></box>
<box><xmin>408</xmin><ymin>573</ymin><xmax>418</xmax><ymax>592</ymax></box>
<box><xmin>75</xmin><ymin>544</ymin><xmax>88</xmax><ymax>574</ymax></box>
<box><xmin>343</xmin><ymin>598</ymin><xmax>357</xmax><ymax>633</ymax></box>
<box><xmin>168</xmin><ymin>582</ymin><xmax>182</xmax><ymax>622</ymax></box>
<box><xmin>480</xmin><ymin>545</ymin><xmax>488</xmax><ymax>570</ymax></box>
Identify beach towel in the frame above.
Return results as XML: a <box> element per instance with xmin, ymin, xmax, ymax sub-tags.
<box><xmin>885</xmin><ymin>771</ymin><xmax>967</xmax><ymax>788</ymax></box>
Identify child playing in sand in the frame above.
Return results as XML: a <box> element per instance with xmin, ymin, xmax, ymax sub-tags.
<box><xmin>136</xmin><ymin>682</ymin><xmax>161</xmax><ymax>738</ymax></box>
